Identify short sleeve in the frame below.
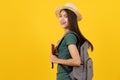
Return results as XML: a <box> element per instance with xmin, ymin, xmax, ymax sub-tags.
<box><xmin>64</xmin><ymin>33</ymin><xmax>77</xmax><ymax>46</ymax></box>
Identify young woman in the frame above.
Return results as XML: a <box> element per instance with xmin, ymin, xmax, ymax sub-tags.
<box><xmin>50</xmin><ymin>3</ymin><xmax>94</xmax><ymax>80</ymax></box>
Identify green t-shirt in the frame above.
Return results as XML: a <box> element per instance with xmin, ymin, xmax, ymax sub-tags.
<box><xmin>57</xmin><ymin>33</ymin><xmax>78</xmax><ymax>80</ymax></box>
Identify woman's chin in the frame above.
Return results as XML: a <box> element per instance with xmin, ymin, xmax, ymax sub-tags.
<box><xmin>61</xmin><ymin>25</ymin><xmax>68</xmax><ymax>28</ymax></box>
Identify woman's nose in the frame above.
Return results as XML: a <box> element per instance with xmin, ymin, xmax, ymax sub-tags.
<box><xmin>60</xmin><ymin>17</ymin><xmax>65</xmax><ymax>21</ymax></box>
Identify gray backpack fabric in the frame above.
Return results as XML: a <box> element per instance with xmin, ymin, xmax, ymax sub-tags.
<box><xmin>57</xmin><ymin>32</ymin><xmax>93</xmax><ymax>80</ymax></box>
<box><xmin>69</xmin><ymin>41</ymin><xmax>93</xmax><ymax>80</ymax></box>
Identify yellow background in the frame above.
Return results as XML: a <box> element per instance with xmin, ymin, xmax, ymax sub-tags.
<box><xmin>0</xmin><ymin>0</ymin><xmax>120</xmax><ymax>80</ymax></box>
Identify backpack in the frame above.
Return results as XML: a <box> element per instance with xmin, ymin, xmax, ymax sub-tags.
<box><xmin>56</xmin><ymin>32</ymin><xmax>94</xmax><ymax>80</ymax></box>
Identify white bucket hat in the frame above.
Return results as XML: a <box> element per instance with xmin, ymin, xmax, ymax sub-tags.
<box><xmin>55</xmin><ymin>2</ymin><xmax>82</xmax><ymax>21</ymax></box>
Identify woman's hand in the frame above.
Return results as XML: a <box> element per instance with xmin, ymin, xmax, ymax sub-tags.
<box><xmin>50</xmin><ymin>54</ymin><xmax>59</xmax><ymax>64</ymax></box>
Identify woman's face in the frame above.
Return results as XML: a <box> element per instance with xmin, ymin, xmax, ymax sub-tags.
<box><xmin>58</xmin><ymin>10</ymin><xmax>69</xmax><ymax>29</ymax></box>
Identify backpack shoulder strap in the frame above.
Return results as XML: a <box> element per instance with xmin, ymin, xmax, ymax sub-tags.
<box><xmin>56</xmin><ymin>36</ymin><xmax>64</xmax><ymax>50</ymax></box>
<box><xmin>56</xmin><ymin>31</ymin><xmax>77</xmax><ymax>50</ymax></box>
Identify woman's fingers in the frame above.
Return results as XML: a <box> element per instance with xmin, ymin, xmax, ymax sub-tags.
<box><xmin>50</xmin><ymin>54</ymin><xmax>58</xmax><ymax>63</ymax></box>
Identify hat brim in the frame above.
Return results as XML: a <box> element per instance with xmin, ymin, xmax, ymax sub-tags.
<box><xmin>55</xmin><ymin>6</ymin><xmax>82</xmax><ymax>21</ymax></box>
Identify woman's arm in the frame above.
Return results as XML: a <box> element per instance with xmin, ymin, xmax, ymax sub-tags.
<box><xmin>50</xmin><ymin>44</ymin><xmax>81</xmax><ymax>66</ymax></box>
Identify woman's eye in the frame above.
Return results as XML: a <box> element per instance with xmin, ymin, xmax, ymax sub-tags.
<box><xmin>58</xmin><ymin>14</ymin><xmax>68</xmax><ymax>18</ymax></box>
<box><xmin>64</xmin><ymin>15</ymin><xmax>68</xmax><ymax>18</ymax></box>
<box><xmin>59</xmin><ymin>15</ymin><xmax>62</xmax><ymax>18</ymax></box>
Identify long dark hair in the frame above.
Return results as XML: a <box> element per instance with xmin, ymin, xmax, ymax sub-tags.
<box><xmin>63</xmin><ymin>9</ymin><xmax>94</xmax><ymax>51</ymax></box>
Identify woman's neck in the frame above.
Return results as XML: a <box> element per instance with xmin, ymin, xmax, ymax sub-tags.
<box><xmin>64</xmin><ymin>29</ymin><xmax>71</xmax><ymax>34</ymax></box>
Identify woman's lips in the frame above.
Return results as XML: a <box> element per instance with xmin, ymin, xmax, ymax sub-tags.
<box><xmin>61</xmin><ymin>22</ymin><xmax>66</xmax><ymax>25</ymax></box>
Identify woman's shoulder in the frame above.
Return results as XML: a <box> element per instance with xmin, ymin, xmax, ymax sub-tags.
<box><xmin>64</xmin><ymin>32</ymin><xmax>78</xmax><ymax>42</ymax></box>
<box><xmin>64</xmin><ymin>32</ymin><xmax>77</xmax><ymax>39</ymax></box>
